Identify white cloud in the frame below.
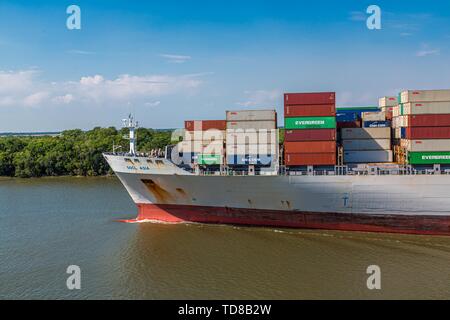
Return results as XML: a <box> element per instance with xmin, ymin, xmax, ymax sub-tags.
<box><xmin>67</xmin><ymin>49</ymin><xmax>96</xmax><ymax>55</ymax></box>
<box><xmin>0</xmin><ymin>69</ymin><xmax>207</xmax><ymax>108</ymax></box>
<box><xmin>144</xmin><ymin>101</ymin><xmax>161</xmax><ymax>107</ymax></box>
<box><xmin>0</xmin><ymin>70</ymin><xmax>37</xmax><ymax>94</ymax></box>
<box><xmin>23</xmin><ymin>91</ymin><xmax>50</xmax><ymax>107</ymax></box>
<box><xmin>52</xmin><ymin>94</ymin><xmax>75</xmax><ymax>104</ymax></box>
<box><xmin>415</xmin><ymin>43</ymin><xmax>440</xmax><ymax>57</ymax></box>
<box><xmin>160</xmin><ymin>53</ymin><xmax>191</xmax><ymax>64</ymax></box>
<box><xmin>236</xmin><ymin>89</ymin><xmax>281</xmax><ymax>107</ymax></box>
<box><xmin>416</xmin><ymin>49</ymin><xmax>440</xmax><ymax>57</ymax></box>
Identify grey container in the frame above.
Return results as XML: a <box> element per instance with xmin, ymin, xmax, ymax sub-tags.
<box><xmin>343</xmin><ymin>139</ymin><xmax>391</xmax><ymax>151</ymax></box>
<box><xmin>344</xmin><ymin>150</ymin><xmax>393</xmax><ymax>163</ymax></box>
<box><xmin>341</xmin><ymin>127</ymin><xmax>391</xmax><ymax>140</ymax></box>
<box><xmin>226</xmin><ymin>110</ymin><xmax>276</xmax><ymax>121</ymax></box>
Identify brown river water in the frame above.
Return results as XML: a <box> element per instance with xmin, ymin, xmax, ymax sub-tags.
<box><xmin>1</xmin><ymin>177</ymin><xmax>449</xmax><ymax>299</ymax></box>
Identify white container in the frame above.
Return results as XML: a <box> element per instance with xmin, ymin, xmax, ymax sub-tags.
<box><xmin>362</xmin><ymin>111</ymin><xmax>386</xmax><ymax>121</ymax></box>
<box><xmin>344</xmin><ymin>150</ymin><xmax>393</xmax><ymax>163</ymax></box>
<box><xmin>400</xmin><ymin>89</ymin><xmax>450</xmax><ymax>103</ymax></box>
<box><xmin>379</xmin><ymin>96</ymin><xmax>397</xmax><ymax>108</ymax></box>
<box><xmin>226</xmin><ymin>110</ymin><xmax>276</xmax><ymax>121</ymax></box>
<box><xmin>392</xmin><ymin>105</ymin><xmax>401</xmax><ymax>117</ymax></box>
<box><xmin>394</xmin><ymin>128</ymin><xmax>402</xmax><ymax>139</ymax></box>
<box><xmin>226</xmin><ymin>129</ymin><xmax>277</xmax><ymax>145</ymax></box>
<box><xmin>226</xmin><ymin>143</ymin><xmax>277</xmax><ymax>155</ymax></box>
<box><xmin>402</xmin><ymin>102</ymin><xmax>450</xmax><ymax>115</ymax></box>
<box><xmin>341</xmin><ymin>127</ymin><xmax>391</xmax><ymax>140</ymax></box>
<box><xmin>226</xmin><ymin>120</ymin><xmax>276</xmax><ymax>130</ymax></box>
<box><xmin>343</xmin><ymin>139</ymin><xmax>391</xmax><ymax>151</ymax></box>
<box><xmin>401</xmin><ymin>139</ymin><xmax>450</xmax><ymax>152</ymax></box>
<box><xmin>184</xmin><ymin>130</ymin><xmax>225</xmax><ymax>142</ymax></box>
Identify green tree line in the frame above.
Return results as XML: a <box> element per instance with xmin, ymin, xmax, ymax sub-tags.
<box><xmin>0</xmin><ymin>127</ymin><xmax>172</xmax><ymax>178</ymax></box>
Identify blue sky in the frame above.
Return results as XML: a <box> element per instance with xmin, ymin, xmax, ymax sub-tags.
<box><xmin>1</xmin><ymin>0</ymin><xmax>450</xmax><ymax>131</ymax></box>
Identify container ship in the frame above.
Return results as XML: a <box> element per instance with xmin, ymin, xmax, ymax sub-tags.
<box><xmin>104</xmin><ymin>90</ymin><xmax>450</xmax><ymax>236</ymax></box>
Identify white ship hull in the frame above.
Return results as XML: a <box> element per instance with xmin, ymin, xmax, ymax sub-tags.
<box><xmin>104</xmin><ymin>154</ymin><xmax>450</xmax><ymax>235</ymax></box>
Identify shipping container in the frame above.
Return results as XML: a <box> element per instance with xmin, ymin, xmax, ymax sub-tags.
<box><xmin>184</xmin><ymin>130</ymin><xmax>225</xmax><ymax>142</ymax></box>
<box><xmin>403</xmin><ymin>114</ymin><xmax>450</xmax><ymax>127</ymax></box>
<box><xmin>178</xmin><ymin>152</ymin><xmax>198</xmax><ymax>165</ymax></box>
<box><xmin>400</xmin><ymin>89</ymin><xmax>450</xmax><ymax>103</ymax></box>
<box><xmin>226</xmin><ymin>144</ymin><xmax>277</xmax><ymax>156</ymax></box>
<box><xmin>226</xmin><ymin>154</ymin><xmax>274</xmax><ymax>166</ymax></box>
<box><xmin>362</xmin><ymin>111</ymin><xmax>386</xmax><ymax>122</ymax></box>
<box><xmin>404</xmin><ymin>127</ymin><xmax>450</xmax><ymax>140</ymax></box>
<box><xmin>284</xmin><ymin>129</ymin><xmax>336</xmax><ymax>142</ymax></box>
<box><xmin>178</xmin><ymin>140</ymin><xmax>223</xmax><ymax>153</ymax></box>
<box><xmin>401</xmin><ymin>139</ymin><xmax>450</xmax><ymax>152</ymax></box>
<box><xmin>284</xmin><ymin>117</ymin><xmax>336</xmax><ymax>130</ymax></box>
<box><xmin>341</xmin><ymin>127</ymin><xmax>391</xmax><ymax>140</ymax></box>
<box><xmin>362</xmin><ymin>120</ymin><xmax>391</xmax><ymax>128</ymax></box>
<box><xmin>344</xmin><ymin>150</ymin><xmax>393</xmax><ymax>163</ymax></box>
<box><xmin>336</xmin><ymin>112</ymin><xmax>359</xmax><ymax>122</ymax></box>
<box><xmin>184</xmin><ymin>120</ymin><xmax>226</xmax><ymax>131</ymax></box>
<box><xmin>408</xmin><ymin>151</ymin><xmax>450</xmax><ymax>164</ymax></box>
<box><xmin>337</xmin><ymin>121</ymin><xmax>361</xmax><ymax>129</ymax></box>
<box><xmin>379</xmin><ymin>96</ymin><xmax>397</xmax><ymax>108</ymax></box>
<box><xmin>342</xmin><ymin>139</ymin><xmax>391</xmax><ymax>151</ymax></box>
<box><xmin>226</xmin><ymin>120</ymin><xmax>276</xmax><ymax>130</ymax></box>
<box><xmin>285</xmin><ymin>104</ymin><xmax>335</xmax><ymax>117</ymax></box>
<box><xmin>385</xmin><ymin>110</ymin><xmax>393</xmax><ymax>121</ymax></box>
<box><xmin>226</xmin><ymin>110</ymin><xmax>276</xmax><ymax>121</ymax></box>
<box><xmin>197</xmin><ymin>154</ymin><xmax>222</xmax><ymax>165</ymax></box>
<box><xmin>285</xmin><ymin>153</ymin><xmax>336</xmax><ymax>166</ymax></box>
<box><xmin>226</xmin><ymin>129</ymin><xmax>277</xmax><ymax>145</ymax></box>
<box><xmin>284</xmin><ymin>92</ymin><xmax>335</xmax><ymax>105</ymax></box>
<box><xmin>284</xmin><ymin>141</ymin><xmax>336</xmax><ymax>154</ymax></box>
<box><xmin>402</xmin><ymin>102</ymin><xmax>450</xmax><ymax>115</ymax></box>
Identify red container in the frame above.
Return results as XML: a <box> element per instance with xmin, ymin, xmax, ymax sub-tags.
<box><xmin>284</xmin><ymin>129</ymin><xmax>336</xmax><ymax>142</ymax></box>
<box><xmin>385</xmin><ymin>111</ymin><xmax>393</xmax><ymax>121</ymax></box>
<box><xmin>285</xmin><ymin>153</ymin><xmax>336</xmax><ymax>166</ymax></box>
<box><xmin>284</xmin><ymin>92</ymin><xmax>335</xmax><ymax>106</ymax></box>
<box><xmin>407</xmin><ymin>114</ymin><xmax>450</xmax><ymax>127</ymax></box>
<box><xmin>405</xmin><ymin>127</ymin><xmax>450</xmax><ymax>139</ymax></box>
<box><xmin>284</xmin><ymin>104</ymin><xmax>336</xmax><ymax>117</ymax></box>
<box><xmin>337</xmin><ymin>121</ymin><xmax>361</xmax><ymax>128</ymax></box>
<box><xmin>185</xmin><ymin>120</ymin><xmax>226</xmax><ymax>131</ymax></box>
<box><xmin>284</xmin><ymin>141</ymin><xmax>336</xmax><ymax>154</ymax></box>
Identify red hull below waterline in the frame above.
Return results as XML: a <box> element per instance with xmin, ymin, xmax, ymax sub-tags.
<box><xmin>132</xmin><ymin>204</ymin><xmax>450</xmax><ymax>236</ymax></box>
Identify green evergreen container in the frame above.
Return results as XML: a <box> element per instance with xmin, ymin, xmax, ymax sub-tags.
<box><xmin>284</xmin><ymin>117</ymin><xmax>336</xmax><ymax>130</ymax></box>
<box><xmin>408</xmin><ymin>152</ymin><xmax>450</xmax><ymax>164</ymax></box>
<box><xmin>197</xmin><ymin>154</ymin><xmax>222</xmax><ymax>165</ymax></box>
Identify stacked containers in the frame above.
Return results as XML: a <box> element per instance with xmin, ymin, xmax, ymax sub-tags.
<box><xmin>225</xmin><ymin>110</ymin><xmax>277</xmax><ymax>166</ymax></box>
<box><xmin>181</xmin><ymin>120</ymin><xmax>226</xmax><ymax>165</ymax></box>
<box><xmin>392</xmin><ymin>89</ymin><xmax>450</xmax><ymax>164</ymax></box>
<box><xmin>284</xmin><ymin>92</ymin><xmax>337</xmax><ymax>166</ymax></box>
<box><xmin>341</xmin><ymin>125</ymin><xmax>393</xmax><ymax>163</ymax></box>
<box><xmin>361</xmin><ymin>111</ymin><xmax>391</xmax><ymax>128</ymax></box>
<box><xmin>378</xmin><ymin>96</ymin><xmax>397</xmax><ymax>120</ymax></box>
<box><xmin>336</xmin><ymin>106</ymin><xmax>379</xmax><ymax>129</ymax></box>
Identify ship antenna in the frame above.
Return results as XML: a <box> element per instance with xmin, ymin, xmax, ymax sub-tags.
<box><xmin>122</xmin><ymin>114</ymin><xmax>138</xmax><ymax>155</ymax></box>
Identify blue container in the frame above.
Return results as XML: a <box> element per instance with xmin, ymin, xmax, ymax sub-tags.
<box><xmin>401</xmin><ymin>127</ymin><xmax>406</xmax><ymax>139</ymax></box>
<box><xmin>363</xmin><ymin>120</ymin><xmax>391</xmax><ymax>128</ymax></box>
<box><xmin>226</xmin><ymin>154</ymin><xmax>273</xmax><ymax>165</ymax></box>
<box><xmin>336</xmin><ymin>112</ymin><xmax>358</xmax><ymax>122</ymax></box>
